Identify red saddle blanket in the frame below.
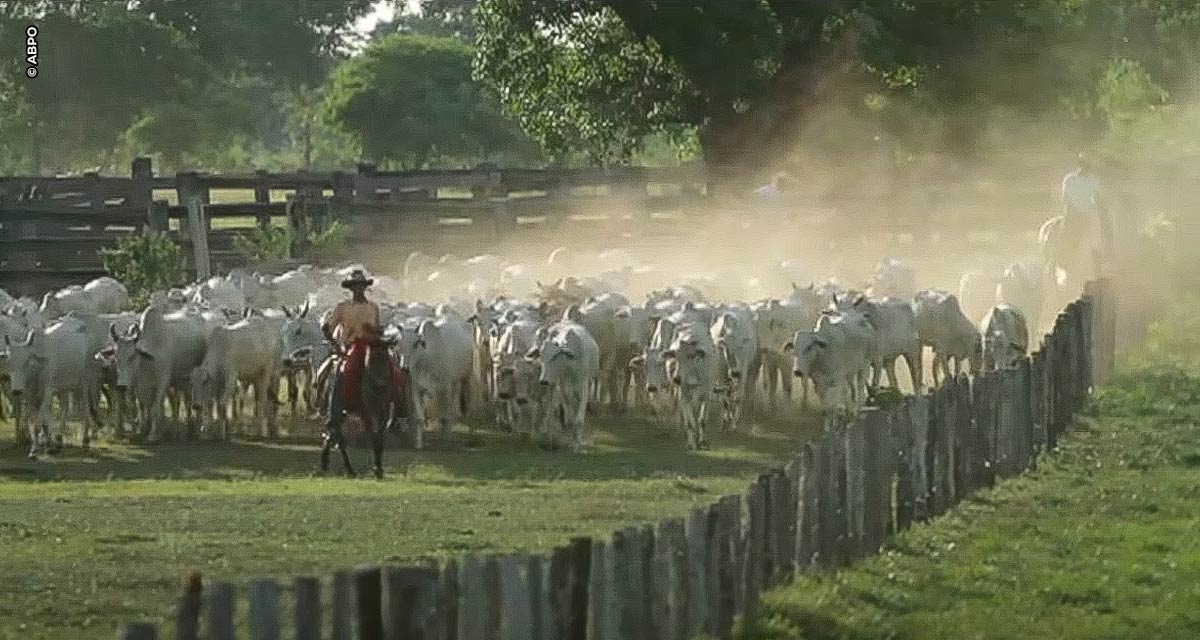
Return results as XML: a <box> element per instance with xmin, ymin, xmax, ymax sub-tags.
<box><xmin>339</xmin><ymin>339</ymin><xmax>407</xmax><ymax>413</ymax></box>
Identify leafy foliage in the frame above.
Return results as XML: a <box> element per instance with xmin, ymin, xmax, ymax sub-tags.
<box><xmin>324</xmin><ymin>34</ymin><xmax>542</xmax><ymax>169</ymax></box>
<box><xmin>232</xmin><ymin>220</ymin><xmax>351</xmax><ymax>265</ymax></box>
<box><xmin>99</xmin><ymin>230</ymin><xmax>189</xmax><ymax>308</ymax></box>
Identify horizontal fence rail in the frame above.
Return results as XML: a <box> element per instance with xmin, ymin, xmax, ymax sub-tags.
<box><xmin>0</xmin><ymin>159</ymin><xmax>715</xmax><ymax>296</ymax></box>
<box><xmin>117</xmin><ymin>279</ymin><xmax>1115</xmax><ymax>640</ymax></box>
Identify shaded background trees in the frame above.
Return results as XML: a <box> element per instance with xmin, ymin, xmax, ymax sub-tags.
<box><xmin>0</xmin><ymin>0</ymin><xmax>1197</xmax><ymax>178</ymax></box>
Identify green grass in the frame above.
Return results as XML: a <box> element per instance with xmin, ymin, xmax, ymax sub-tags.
<box><xmin>0</xmin><ymin>414</ymin><xmax>810</xmax><ymax>640</ymax></box>
<box><xmin>742</xmin><ymin>364</ymin><xmax>1200</xmax><ymax>640</ymax></box>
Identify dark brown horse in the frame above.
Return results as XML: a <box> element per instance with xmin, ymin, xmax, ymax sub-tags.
<box><xmin>319</xmin><ymin>338</ymin><xmax>405</xmax><ymax>479</ymax></box>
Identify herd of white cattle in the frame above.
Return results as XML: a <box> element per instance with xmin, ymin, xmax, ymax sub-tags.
<box><xmin>0</xmin><ymin>247</ymin><xmax>1056</xmax><ymax>458</ymax></box>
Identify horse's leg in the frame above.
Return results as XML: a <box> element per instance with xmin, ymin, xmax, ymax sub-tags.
<box><xmin>336</xmin><ymin>426</ymin><xmax>355</xmax><ymax>478</ymax></box>
<box><xmin>371</xmin><ymin>417</ymin><xmax>385</xmax><ymax>480</ymax></box>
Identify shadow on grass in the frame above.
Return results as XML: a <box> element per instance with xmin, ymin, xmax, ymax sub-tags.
<box><xmin>0</xmin><ymin>408</ymin><xmax>821</xmax><ymax>483</ymax></box>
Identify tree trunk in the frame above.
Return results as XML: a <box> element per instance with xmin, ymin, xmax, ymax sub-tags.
<box><xmin>302</xmin><ymin>117</ymin><xmax>313</xmax><ymax>171</ymax></box>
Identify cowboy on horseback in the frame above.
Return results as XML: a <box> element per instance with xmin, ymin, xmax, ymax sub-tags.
<box><xmin>319</xmin><ymin>269</ymin><xmax>407</xmax><ymax>477</ymax></box>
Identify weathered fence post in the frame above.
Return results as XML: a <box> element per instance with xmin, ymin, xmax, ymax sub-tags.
<box><xmin>355</xmin><ymin>566</ymin><xmax>384</xmax><ymax>640</ymax></box>
<box><xmin>285</xmin><ymin>195</ymin><xmax>311</xmax><ymax>259</ymax></box>
<box><xmin>527</xmin><ymin>554</ymin><xmax>550</xmax><ymax>640</ymax></box>
<box><xmin>907</xmin><ymin>396</ymin><xmax>931</xmax><ymax>522</ymax></box>
<box><xmin>332</xmin><ymin>570</ymin><xmax>354</xmax><ymax>640</ymax></box>
<box><xmin>742</xmin><ymin>478</ymin><xmax>765</xmax><ymax>614</ymax></box>
<box><xmin>383</xmin><ymin>565</ymin><xmax>439</xmax><ymax>640</ymax></box>
<box><xmin>253</xmin><ymin>169</ymin><xmax>272</xmax><ymax>230</ymax></box>
<box><xmin>548</xmin><ymin>537</ymin><xmax>590</xmax><ymax>640</ymax></box>
<box><xmin>146</xmin><ymin>199</ymin><xmax>169</xmax><ymax>233</ymax></box>
<box><xmin>130</xmin><ymin>157</ymin><xmax>153</xmax><ymax>212</ymax></box>
<box><xmin>205</xmin><ymin>581</ymin><xmax>236</xmax><ymax>640</ymax></box>
<box><xmin>844</xmin><ymin>417</ymin><xmax>868</xmax><ymax>560</ymax></box>
<box><xmin>293</xmin><ymin>576</ymin><xmax>321</xmax><ymax>640</ymax></box>
<box><xmin>175</xmin><ymin>171</ymin><xmax>209</xmax><ymax>241</ymax></box>
<box><xmin>891</xmin><ymin>400</ymin><xmax>916</xmax><ymax>532</ymax></box>
<box><xmin>861</xmin><ymin>408</ymin><xmax>892</xmax><ymax>555</ymax></box>
<box><xmin>186</xmin><ymin>196</ymin><xmax>211</xmax><ymax>280</ymax></box>
<box><xmin>84</xmin><ymin>171</ymin><xmax>102</xmax><ymax>214</ymax></box>
<box><xmin>175</xmin><ymin>572</ymin><xmax>203</xmax><ymax>640</ymax></box>
<box><xmin>653</xmin><ymin>518</ymin><xmax>687</xmax><ymax>640</ymax></box>
<box><xmin>119</xmin><ymin>622</ymin><xmax>158</xmax><ymax>640</ymax></box>
<box><xmin>795</xmin><ymin>445</ymin><xmax>819</xmax><ymax>569</ymax></box>
<box><xmin>249</xmin><ymin>579</ymin><xmax>282</xmax><ymax>640</ymax></box>
<box><xmin>683</xmin><ymin>506</ymin><xmax>710</xmax><ymax>635</ymax></box>
<box><xmin>498</xmin><ymin>555</ymin><xmax>533</xmax><ymax>640</ymax></box>
<box><xmin>587</xmin><ymin>540</ymin><xmax>618</xmax><ymax>640</ymax></box>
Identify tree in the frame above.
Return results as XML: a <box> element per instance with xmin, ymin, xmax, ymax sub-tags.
<box><xmin>323</xmin><ymin>34</ymin><xmax>541</xmax><ymax>169</ymax></box>
<box><xmin>474</xmin><ymin>0</ymin><xmax>1200</xmax><ymax>174</ymax></box>
<box><xmin>372</xmin><ymin>0</ymin><xmax>479</xmax><ymax>43</ymax></box>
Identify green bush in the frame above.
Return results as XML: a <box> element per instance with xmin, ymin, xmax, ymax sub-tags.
<box><xmin>100</xmin><ymin>230</ymin><xmax>189</xmax><ymax>308</ymax></box>
<box><xmin>232</xmin><ymin>219</ymin><xmax>349</xmax><ymax>264</ymax></box>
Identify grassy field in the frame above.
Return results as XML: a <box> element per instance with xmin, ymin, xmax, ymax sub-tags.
<box><xmin>0</xmin><ymin>413</ymin><xmax>811</xmax><ymax>640</ymax></box>
<box><xmin>742</xmin><ymin>320</ymin><xmax>1200</xmax><ymax>639</ymax></box>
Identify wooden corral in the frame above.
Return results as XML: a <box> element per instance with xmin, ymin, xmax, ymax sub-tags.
<box><xmin>0</xmin><ymin>159</ymin><xmax>710</xmax><ymax>297</ymax></box>
<box><xmin>116</xmin><ymin>280</ymin><xmax>1115</xmax><ymax>640</ymax></box>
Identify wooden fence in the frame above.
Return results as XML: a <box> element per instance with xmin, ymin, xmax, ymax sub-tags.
<box><xmin>0</xmin><ymin>159</ymin><xmax>710</xmax><ymax>296</ymax></box>
<box><xmin>114</xmin><ymin>280</ymin><xmax>1115</xmax><ymax>640</ymax></box>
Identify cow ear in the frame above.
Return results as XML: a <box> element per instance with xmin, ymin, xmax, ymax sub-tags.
<box><xmin>281</xmin><ymin>306</ymin><xmax>293</xmax><ymax>319</ymax></box>
<box><xmin>524</xmin><ymin>346</ymin><xmax>540</xmax><ymax>360</ymax></box>
<box><xmin>109</xmin><ymin>322</ymin><xmax>121</xmax><ymax>342</ymax></box>
<box><xmin>300</xmin><ymin>300</ymin><xmax>310</xmax><ymax>319</ymax></box>
<box><xmin>628</xmin><ymin>355</ymin><xmax>644</xmax><ymax>369</ymax></box>
<box><xmin>782</xmin><ymin>340</ymin><xmax>794</xmax><ymax>352</ymax></box>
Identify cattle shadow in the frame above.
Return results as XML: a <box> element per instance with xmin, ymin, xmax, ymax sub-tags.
<box><xmin>0</xmin><ymin>411</ymin><xmax>815</xmax><ymax>483</ymax></box>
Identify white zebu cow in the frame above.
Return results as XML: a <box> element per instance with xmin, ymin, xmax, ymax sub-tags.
<box><xmin>401</xmin><ymin>314</ymin><xmax>474</xmax><ymax>448</ymax></box>
<box><xmin>527</xmin><ymin>320</ymin><xmax>600</xmax><ymax>452</ymax></box>
<box><xmin>102</xmin><ymin>306</ymin><xmax>209</xmax><ymax>441</ymax></box>
<box><xmin>492</xmin><ymin>318</ymin><xmax>543</xmax><ymax>436</ymax></box>
<box><xmin>981</xmin><ymin>304</ymin><xmax>1029</xmax><ymax>371</ymax></box>
<box><xmin>785</xmin><ymin>309</ymin><xmax>876</xmax><ymax>409</ymax></box>
<box><xmin>664</xmin><ymin>324</ymin><xmax>721</xmax><ymax>449</ymax></box>
<box><xmin>868</xmin><ymin>258</ymin><xmax>918</xmax><ymax>300</ymax></box>
<box><xmin>834</xmin><ymin>295</ymin><xmax>923</xmax><ymax>393</ymax></box>
<box><xmin>39</xmin><ymin>276</ymin><xmax>130</xmax><ymax>317</ymax></box>
<box><xmin>280</xmin><ymin>302</ymin><xmax>328</xmax><ymax>416</ymax></box>
<box><xmin>630</xmin><ymin>303</ymin><xmax>709</xmax><ymax>420</ymax></box>
<box><xmin>752</xmin><ymin>284</ymin><xmax>824</xmax><ymax>409</ymax></box>
<box><xmin>958</xmin><ymin>271</ymin><xmax>1000</xmax><ymax>325</ymax></box>
<box><xmin>191</xmin><ymin>315</ymin><xmax>284</xmax><ymax>439</ymax></box>
<box><xmin>913</xmin><ymin>289</ymin><xmax>980</xmax><ymax>385</ymax></box>
<box><xmin>569</xmin><ymin>293</ymin><xmax>633</xmax><ymax>412</ymax></box>
<box><xmin>192</xmin><ymin>276</ymin><xmax>247</xmax><ymax>312</ymax></box>
<box><xmin>710</xmin><ymin>307</ymin><xmax>759</xmax><ymax>431</ymax></box>
<box><xmin>996</xmin><ymin>261</ymin><xmax>1044</xmax><ymax>335</ymax></box>
<box><xmin>2</xmin><ymin>317</ymin><xmax>105</xmax><ymax>457</ymax></box>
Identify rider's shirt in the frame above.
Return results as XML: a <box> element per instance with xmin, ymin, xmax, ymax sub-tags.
<box><xmin>1062</xmin><ymin>169</ymin><xmax>1101</xmax><ymax>216</ymax></box>
<box><xmin>327</xmin><ymin>299</ymin><xmax>381</xmax><ymax>345</ymax></box>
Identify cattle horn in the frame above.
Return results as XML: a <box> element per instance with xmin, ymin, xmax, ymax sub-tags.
<box><xmin>24</xmin><ymin>329</ymin><xmax>35</xmax><ymax>346</ymax></box>
<box><xmin>281</xmin><ymin>305</ymin><xmax>293</xmax><ymax>319</ymax></box>
<box><xmin>300</xmin><ymin>300</ymin><xmax>310</xmax><ymax>319</ymax></box>
<box><xmin>109</xmin><ymin>322</ymin><xmax>121</xmax><ymax>342</ymax></box>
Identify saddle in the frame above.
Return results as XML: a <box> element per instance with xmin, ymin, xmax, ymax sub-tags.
<box><xmin>337</xmin><ymin>338</ymin><xmax>407</xmax><ymax>414</ymax></box>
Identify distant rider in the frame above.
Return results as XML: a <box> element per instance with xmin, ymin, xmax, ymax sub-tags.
<box><xmin>1059</xmin><ymin>152</ymin><xmax>1115</xmax><ymax>277</ymax></box>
